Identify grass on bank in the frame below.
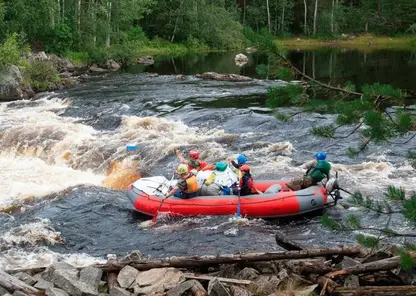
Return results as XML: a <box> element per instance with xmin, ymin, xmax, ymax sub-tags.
<box><xmin>279</xmin><ymin>34</ymin><xmax>416</xmax><ymax>51</ymax></box>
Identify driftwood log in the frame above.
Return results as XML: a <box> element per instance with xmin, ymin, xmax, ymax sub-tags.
<box><xmin>0</xmin><ymin>269</ymin><xmax>40</xmax><ymax>295</ymax></box>
<box><xmin>274</xmin><ymin>231</ymin><xmax>305</xmax><ymax>251</ymax></box>
<box><xmin>326</xmin><ymin>251</ymin><xmax>416</xmax><ymax>278</ymax></box>
<box><xmin>95</xmin><ymin>248</ymin><xmax>361</xmax><ymax>272</ymax></box>
<box><xmin>331</xmin><ymin>285</ymin><xmax>416</xmax><ymax>296</ymax></box>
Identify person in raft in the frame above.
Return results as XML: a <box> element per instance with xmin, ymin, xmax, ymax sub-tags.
<box><xmin>164</xmin><ymin>164</ymin><xmax>199</xmax><ymax>199</ymax></box>
<box><xmin>175</xmin><ymin>148</ymin><xmax>209</xmax><ymax>172</ymax></box>
<box><xmin>283</xmin><ymin>151</ymin><xmax>331</xmax><ymax>191</ymax></box>
<box><xmin>232</xmin><ymin>165</ymin><xmax>262</xmax><ymax>196</ymax></box>
<box><xmin>227</xmin><ymin>154</ymin><xmax>247</xmax><ymax>179</ymax></box>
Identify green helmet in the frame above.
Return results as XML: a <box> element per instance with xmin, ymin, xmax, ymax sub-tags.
<box><xmin>215</xmin><ymin>162</ymin><xmax>228</xmax><ymax>172</ymax></box>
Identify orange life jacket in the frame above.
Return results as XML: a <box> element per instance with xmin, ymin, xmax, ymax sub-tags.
<box><xmin>183</xmin><ymin>174</ymin><xmax>198</xmax><ymax>194</ymax></box>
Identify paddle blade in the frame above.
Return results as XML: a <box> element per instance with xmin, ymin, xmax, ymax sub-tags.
<box><xmin>126</xmin><ymin>144</ymin><xmax>138</xmax><ymax>151</ymax></box>
<box><xmin>152</xmin><ymin>212</ymin><xmax>159</xmax><ymax>223</ymax></box>
<box><xmin>236</xmin><ymin>204</ymin><xmax>241</xmax><ymax>217</ymax></box>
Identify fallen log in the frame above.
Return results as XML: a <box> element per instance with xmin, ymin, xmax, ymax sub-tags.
<box><xmin>95</xmin><ymin>248</ymin><xmax>361</xmax><ymax>272</ymax></box>
<box><xmin>106</xmin><ymin>255</ymin><xmax>119</xmax><ymax>290</ymax></box>
<box><xmin>184</xmin><ymin>273</ymin><xmax>251</xmax><ymax>285</ymax></box>
<box><xmin>330</xmin><ymin>285</ymin><xmax>416</xmax><ymax>296</ymax></box>
<box><xmin>0</xmin><ymin>269</ymin><xmax>40</xmax><ymax>295</ymax></box>
<box><xmin>275</xmin><ymin>231</ymin><xmax>305</xmax><ymax>251</ymax></box>
<box><xmin>326</xmin><ymin>251</ymin><xmax>416</xmax><ymax>279</ymax></box>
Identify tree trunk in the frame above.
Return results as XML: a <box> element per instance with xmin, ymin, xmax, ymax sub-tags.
<box><xmin>266</xmin><ymin>0</ymin><xmax>271</xmax><ymax>32</ymax></box>
<box><xmin>313</xmin><ymin>0</ymin><xmax>318</xmax><ymax>35</ymax></box>
<box><xmin>326</xmin><ymin>251</ymin><xmax>416</xmax><ymax>278</ymax></box>
<box><xmin>77</xmin><ymin>0</ymin><xmax>81</xmax><ymax>35</ymax></box>
<box><xmin>312</xmin><ymin>51</ymin><xmax>316</xmax><ymax>79</ymax></box>
<box><xmin>331</xmin><ymin>286</ymin><xmax>416</xmax><ymax>296</ymax></box>
<box><xmin>106</xmin><ymin>0</ymin><xmax>112</xmax><ymax>47</ymax></box>
<box><xmin>0</xmin><ymin>270</ymin><xmax>40</xmax><ymax>295</ymax></box>
<box><xmin>303</xmin><ymin>0</ymin><xmax>307</xmax><ymax>35</ymax></box>
<box><xmin>281</xmin><ymin>0</ymin><xmax>285</xmax><ymax>34</ymax></box>
<box><xmin>95</xmin><ymin>248</ymin><xmax>361</xmax><ymax>272</ymax></box>
<box><xmin>330</xmin><ymin>0</ymin><xmax>334</xmax><ymax>33</ymax></box>
<box><xmin>243</xmin><ymin>0</ymin><xmax>246</xmax><ymax>25</ymax></box>
<box><xmin>171</xmin><ymin>0</ymin><xmax>183</xmax><ymax>42</ymax></box>
<box><xmin>365</xmin><ymin>22</ymin><xmax>368</xmax><ymax>32</ymax></box>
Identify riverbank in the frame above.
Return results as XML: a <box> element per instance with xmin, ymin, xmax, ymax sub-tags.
<box><xmin>279</xmin><ymin>35</ymin><xmax>416</xmax><ymax>51</ymax></box>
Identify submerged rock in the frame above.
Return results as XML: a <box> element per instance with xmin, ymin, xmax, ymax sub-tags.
<box><xmin>137</xmin><ymin>56</ymin><xmax>154</xmax><ymax>65</ymax></box>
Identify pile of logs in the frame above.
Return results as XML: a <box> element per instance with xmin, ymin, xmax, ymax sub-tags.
<box><xmin>1</xmin><ymin>232</ymin><xmax>415</xmax><ymax>296</ymax></box>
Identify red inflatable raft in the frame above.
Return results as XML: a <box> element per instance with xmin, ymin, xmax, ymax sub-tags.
<box><xmin>126</xmin><ymin>177</ymin><xmax>333</xmax><ymax>218</ymax></box>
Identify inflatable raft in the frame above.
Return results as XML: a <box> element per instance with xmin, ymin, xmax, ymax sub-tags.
<box><xmin>126</xmin><ymin>173</ymin><xmax>339</xmax><ymax>218</ymax></box>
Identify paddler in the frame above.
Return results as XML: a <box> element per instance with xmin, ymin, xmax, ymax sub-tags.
<box><xmin>175</xmin><ymin>148</ymin><xmax>210</xmax><ymax>172</ymax></box>
<box><xmin>164</xmin><ymin>164</ymin><xmax>199</xmax><ymax>199</ymax></box>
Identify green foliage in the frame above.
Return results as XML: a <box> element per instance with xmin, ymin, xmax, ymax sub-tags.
<box><xmin>403</xmin><ymin>192</ymin><xmax>416</xmax><ymax>222</ymax></box>
<box><xmin>355</xmin><ymin>233</ymin><xmax>380</xmax><ymax>248</ymax></box>
<box><xmin>399</xmin><ymin>250</ymin><xmax>415</xmax><ymax>271</ymax></box>
<box><xmin>312</xmin><ymin>125</ymin><xmax>335</xmax><ymax>138</ymax></box>
<box><xmin>24</xmin><ymin>61</ymin><xmax>58</xmax><ymax>92</ymax></box>
<box><xmin>0</xmin><ymin>33</ymin><xmax>21</xmax><ymax>68</ymax></box>
<box><xmin>320</xmin><ymin>215</ymin><xmax>345</xmax><ymax>231</ymax></box>
<box><xmin>267</xmin><ymin>83</ymin><xmax>307</xmax><ymax>108</ymax></box>
<box><xmin>277</xmin><ymin>67</ymin><xmax>293</xmax><ymax>81</ymax></box>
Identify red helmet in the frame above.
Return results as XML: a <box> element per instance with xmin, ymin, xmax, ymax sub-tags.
<box><xmin>189</xmin><ymin>150</ymin><xmax>200</xmax><ymax>160</ymax></box>
<box><xmin>240</xmin><ymin>165</ymin><xmax>250</xmax><ymax>172</ymax></box>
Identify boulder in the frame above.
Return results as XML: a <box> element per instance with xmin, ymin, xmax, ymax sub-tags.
<box><xmin>207</xmin><ymin>278</ymin><xmax>230</xmax><ymax>296</ymax></box>
<box><xmin>137</xmin><ymin>56</ymin><xmax>154</xmax><ymax>65</ymax></box>
<box><xmin>245</xmin><ymin>47</ymin><xmax>257</xmax><ymax>53</ymax></box>
<box><xmin>133</xmin><ymin>268</ymin><xmax>185</xmax><ymax>295</ymax></box>
<box><xmin>45</xmin><ymin>287</ymin><xmax>70</xmax><ymax>296</ymax></box>
<box><xmin>217</xmin><ymin>265</ymin><xmax>241</xmax><ymax>278</ymax></box>
<box><xmin>0</xmin><ymin>286</ymin><xmax>9</xmax><ymax>295</ymax></box>
<box><xmin>28</xmin><ymin>51</ymin><xmax>48</xmax><ymax>63</ymax></box>
<box><xmin>104</xmin><ymin>60</ymin><xmax>120</xmax><ymax>71</ymax></box>
<box><xmin>166</xmin><ymin>280</ymin><xmax>207</xmax><ymax>296</ymax></box>
<box><xmin>117</xmin><ymin>266</ymin><xmax>139</xmax><ymax>288</ymax></box>
<box><xmin>234</xmin><ymin>54</ymin><xmax>248</xmax><ymax>66</ymax></box>
<box><xmin>175</xmin><ymin>75</ymin><xmax>186</xmax><ymax>80</ymax></box>
<box><xmin>49</xmin><ymin>55</ymin><xmax>76</xmax><ymax>72</ymax></box>
<box><xmin>14</xmin><ymin>272</ymin><xmax>37</xmax><ymax>286</ymax></box>
<box><xmin>335</xmin><ymin>256</ymin><xmax>360</xmax><ymax>270</ymax></box>
<box><xmin>80</xmin><ymin>267</ymin><xmax>103</xmax><ymax>291</ymax></box>
<box><xmin>12</xmin><ymin>292</ymin><xmax>28</xmax><ymax>296</ymax></box>
<box><xmin>88</xmin><ymin>64</ymin><xmax>108</xmax><ymax>73</ymax></box>
<box><xmin>34</xmin><ymin>279</ymin><xmax>54</xmax><ymax>290</ymax></box>
<box><xmin>230</xmin><ymin>286</ymin><xmax>252</xmax><ymax>296</ymax></box>
<box><xmin>247</xmin><ymin>275</ymin><xmax>281</xmax><ymax>296</ymax></box>
<box><xmin>195</xmin><ymin>72</ymin><xmax>252</xmax><ymax>82</ymax></box>
<box><xmin>51</xmin><ymin>269</ymin><xmax>98</xmax><ymax>296</ymax></box>
<box><xmin>235</xmin><ymin>268</ymin><xmax>259</xmax><ymax>281</ymax></box>
<box><xmin>109</xmin><ymin>287</ymin><xmax>131</xmax><ymax>296</ymax></box>
<box><xmin>0</xmin><ymin>65</ymin><xmax>26</xmax><ymax>101</ymax></box>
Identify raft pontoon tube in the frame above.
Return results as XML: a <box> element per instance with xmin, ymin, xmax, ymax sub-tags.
<box><xmin>126</xmin><ymin>177</ymin><xmax>331</xmax><ymax>218</ymax></box>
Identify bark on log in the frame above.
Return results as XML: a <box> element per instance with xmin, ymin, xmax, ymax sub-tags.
<box><xmin>95</xmin><ymin>248</ymin><xmax>361</xmax><ymax>272</ymax></box>
<box><xmin>326</xmin><ymin>251</ymin><xmax>416</xmax><ymax>278</ymax></box>
<box><xmin>106</xmin><ymin>255</ymin><xmax>119</xmax><ymax>290</ymax></box>
<box><xmin>275</xmin><ymin>231</ymin><xmax>305</xmax><ymax>251</ymax></box>
<box><xmin>330</xmin><ymin>285</ymin><xmax>416</xmax><ymax>296</ymax></box>
<box><xmin>0</xmin><ymin>269</ymin><xmax>40</xmax><ymax>295</ymax></box>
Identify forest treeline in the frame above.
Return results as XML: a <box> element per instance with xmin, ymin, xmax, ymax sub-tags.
<box><xmin>0</xmin><ymin>0</ymin><xmax>415</xmax><ymax>56</ymax></box>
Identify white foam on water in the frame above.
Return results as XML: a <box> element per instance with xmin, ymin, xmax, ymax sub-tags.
<box><xmin>0</xmin><ymin>218</ymin><xmax>63</xmax><ymax>247</ymax></box>
<box><xmin>0</xmin><ymin>155</ymin><xmax>104</xmax><ymax>210</ymax></box>
<box><xmin>0</xmin><ymin>247</ymin><xmax>106</xmax><ymax>270</ymax></box>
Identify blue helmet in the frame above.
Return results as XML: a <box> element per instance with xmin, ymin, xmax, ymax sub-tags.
<box><xmin>237</xmin><ymin>154</ymin><xmax>247</xmax><ymax>164</ymax></box>
<box><xmin>315</xmin><ymin>152</ymin><xmax>327</xmax><ymax>161</ymax></box>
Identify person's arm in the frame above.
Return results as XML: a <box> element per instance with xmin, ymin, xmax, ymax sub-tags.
<box><xmin>165</xmin><ymin>185</ymin><xmax>179</xmax><ymax>199</ymax></box>
<box><xmin>227</xmin><ymin>158</ymin><xmax>239</xmax><ymax>169</ymax></box>
<box><xmin>175</xmin><ymin>149</ymin><xmax>189</xmax><ymax>164</ymax></box>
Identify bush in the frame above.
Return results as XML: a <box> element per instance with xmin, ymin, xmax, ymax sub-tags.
<box><xmin>109</xmin><ymin>44</ymin><xmax>137</xmax><ymax>65</ymax></box>
<box><xmin>24</xmin><ymin>61</ymin><xmax>58</xmax><ymax>92</ymax></box>
<box><xmin>44</xmin><ymin>23</ymin><xmax>74</xmax><ymax>55</ymax></box>
<box><xmin>0</xmin><ymin>33</ymin><xmax>21</xmax><ymax>69</ymax></box>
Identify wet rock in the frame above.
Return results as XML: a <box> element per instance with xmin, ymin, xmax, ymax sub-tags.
<box><xmin>28</xmin><ymin>51</ymin><xmax>48</xmax><ymax>63</ymax></box>
<box><xmin>34</xmin><ymin>279</ymin><xmax>54</xmax><ymax>290</ymax></box>
<box><xmin>49</xmin><ymin>55</ymin><xmax>76</xmax><ymax>72</ymax></box>
<box><xmin>235</xmin><ymin>268</ymin><xmax>259</xmax><ymax>281</ymax></box>
<box><xmin>230</xmin><ymin>286</ymin><xmax>252</xmax><ymax>296</ymax></box>
<box><xmin>117</xmin><ymin>266</ymin><xmax>139</xmax><ymax>288</ymax></box>
<box><xmin>51</xmin><ymin>268</ymin><xmax>98</xmax><ymax>296</ymax></box>
<box><xmin>166</xmin><ymin>280</ymin><xmax>207</xmax><ymax>296</ymax></box>
<box><xmin>195</xmin><ymin>72</ymin><xmax>252</xmax><ymax>82</ymax></box>
<box><xmin>80</xmin><ymin>267</ymin><xmax>103</xmax><ymax>291</ymax></box>
<box><xmin>14</xmin><ymin>272</ymin><xmax>37</xmax><ymax>286</ymax></box>
<box><xmin>88</xmin><ymin>64</ymin><xmax>108</xmax><ymax>73</ymax></box>
<box><xmin>109</xmin><ymin>287</ymin><xmax>131</xmax><ymax>296</ymax></box>
<box><xmin>137</xmin><ymin>56</ymin><xmax>154</xmax><ymax>65</ymax></box>
<box><xmin>133</xmin><ymin>268</ymin><xmax>185</xmax><ymax>295</ymax></box>
<box><xmin>207</xmin><ymin>278</ymin><xmax>230</xmax><ymax>296</ymax></box>
<box><xmin>175</xmin><ymin>75</ymin><xmax>186</xmax><ymax>80</ymax></box>
<box><xmin>0</xmin><ymin>65</ymin><xmax>26</xmax><ymax>101</ymax></box>
<box><xmin>46</xmin><ymin>287</ymin><xmax>70</xmax><ymax>296</ymax></box>
<box><xmin>59</xmin><ymin>72</ymin><xmax>72</xmax><ymax>79</ymax></box>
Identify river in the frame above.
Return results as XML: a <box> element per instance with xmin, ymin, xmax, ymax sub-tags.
<box><xmin>1</xmin><ymin>48</ymin><xmax>415</xmax><ymax>270</ymax></box>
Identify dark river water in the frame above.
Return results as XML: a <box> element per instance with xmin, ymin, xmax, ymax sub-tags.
<box><xmin>0</xmin><ymin>49</ymin><xmax>415</xmax><ymax>269</ymax></box>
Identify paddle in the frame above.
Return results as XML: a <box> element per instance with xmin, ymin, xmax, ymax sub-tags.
<box><xmin>236</xmin><ymin>184</ymin><xmax>241</xmax><ymax>218</ymax></box>
<box><xmin>152</xmin><ymin>173</ymin><xmax>175</xmax><ymax>223</ymax></box>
